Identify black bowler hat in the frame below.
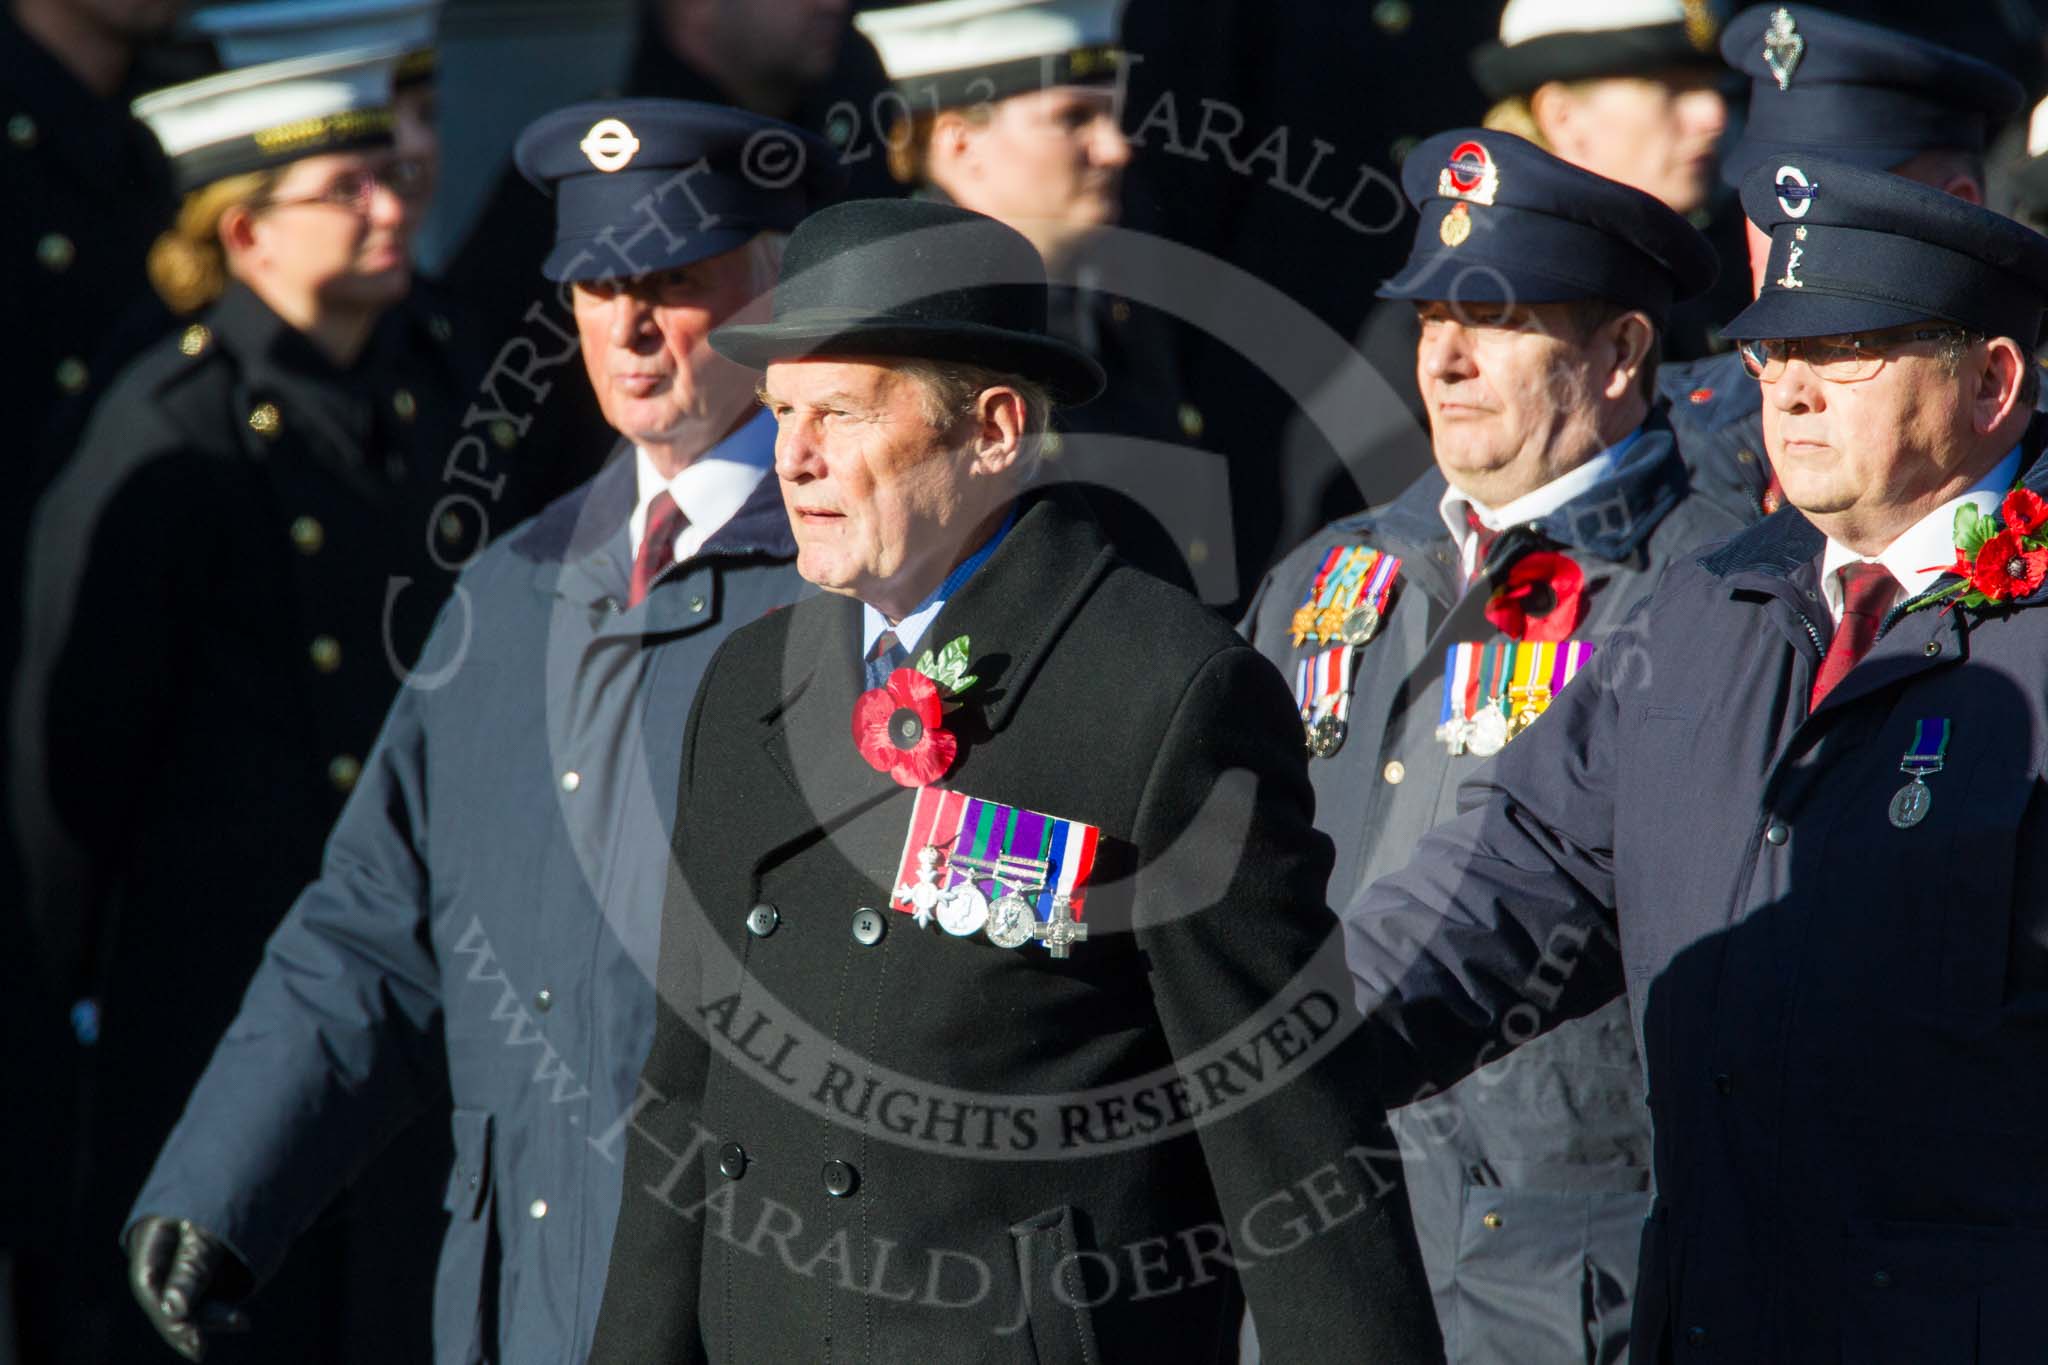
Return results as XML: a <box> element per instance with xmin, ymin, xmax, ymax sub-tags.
<box><xmin>1719</xmin><ymin>5</ymin><xmax>2023</xmax><ymax>186</ymax></box>
<box><xmin>1376</xmin><ymin>129</ymin><xmax>1718</xmax><ymax>326</ymax></box>
<box><xmin>514</xmin><ymin>99</ymin><xmax>843</xmax><ymax>283</ymax></box>
<box><xmin>1723</xmin><ymin>157</ymin><xmax>2048</xmax><ymax>342</ymax></box>
<box><xmin>709</xmin><ymin>198</ymin><xmax>1106</xmax><ymax>404</ymax></box>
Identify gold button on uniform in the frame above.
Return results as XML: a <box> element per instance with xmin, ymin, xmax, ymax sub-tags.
<box><xmin>391</xmin><ymin>388</ymin><xmax>417</xmax><ymax>421</ymax></box>
<box><xmin>1383</xmin><ymin>760</ymin><xmax>1406</xmax><ymax>785</ymax></box>
<box><xmin>7</xmin><ymin>113</ymin><xmax>36</xmax><ymax>147</ymax></box>
<box><xmin>439</xmin><ymin>510</ymin><xmax>464</xmax><ymax>544</ymax></box>
<box><xmin>1482</xmin><ymin>1211</ymin><xmax>1503</xmax><ymax>1230</ymax></box>
<box><xmin>54</xmin><ymin>357</ymin><xmax>87</xmax><ymax>393</ymax></box>
<box><xmin>36</xmin><ymin>233</ymin><xmax>74</xmax><ymax>271</ymax></box>
<box><xmin>290</xmin><ymin>516</ymin><xmax>324</xmax><ymax>554</ymax></box>
<box><xmin>1177</xmin><ymin>403</ymin><xmax>1205</xmax><ymax>440</ymax></box>
<box><xmin>249</xmin><ymin>402</ymin><xmax>282</xmax><ymax>437</ymax></box>
<box><xmin>309</xmin><ymin>635</ymin><xmax>342</xmax><ymax>673</ymax></box>
<box><xmin>1735</xmin><ymin>448</ymin><xmax>1757</xmax><ymax>465</ymax></box>
<box><xmin>179</xmin><ymin>324</ymin><xmax>212</xmax><ymax>357</ymax></box>
<box><xmin>328</xmin><ymin>755</ymin><xmax>362</xmax><ymax>792</ymax></box>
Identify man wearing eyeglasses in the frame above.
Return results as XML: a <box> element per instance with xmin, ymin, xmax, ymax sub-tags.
<box><xmin>1657</xmin><ymin>5</ymin><xmax>2024</xmax><ymax>524</ymax></box>
<box><xmin>1342</xmin><ymin>157</ymin><xmax>2048</xmax><ymax>1360</ymax></box>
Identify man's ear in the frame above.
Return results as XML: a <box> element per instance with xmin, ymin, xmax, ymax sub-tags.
<box><xmin>1598</xmin><ymin>310</ymin><xmax>1656</xmax><ymax>403</ymax></box>
<box><xmin>971</xmin><ymin>385</ymin><xmax>1028</xmax><ymax>476</ymax></box>
<box><xmin>1971</xmin><ymin>336</ymin><xmax>2030</xmax><ymax>438</ymax></box>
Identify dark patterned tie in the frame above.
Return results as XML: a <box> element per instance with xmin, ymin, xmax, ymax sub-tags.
<box><xmin>1809</xmin><ymin>562</ymin><xmax>1899</xmax><ymax>709</ymax></box>
<box><xmin>864</xmin><ymin>627</ymin><xmax>909</xmax><ymax>691</ymax></box>
<box><xmin>1464</xmin><ymin>506</ymin><xmax>1498</xmax><ymax>584</ymax></box>
<box><xmin>628</xmin><ymin>491</ymin><xmax>686</xmax><ymax>608</ymax></box>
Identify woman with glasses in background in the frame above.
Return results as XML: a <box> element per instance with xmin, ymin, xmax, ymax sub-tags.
<box><xmin>11</xmin><ymin>46</ymin><xmax>466</xmax><ymax>1365</ymax></box>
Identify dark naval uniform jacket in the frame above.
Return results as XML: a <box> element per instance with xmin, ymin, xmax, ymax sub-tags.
<box><xmin>1657</xmin><ymin>351</ymin><xmax>1771</xmax><ymax>526</ymax></box>
<box><xmin>123</xmin><ymin>445</ymin><xmax>805</xmax><ymax>1365</ymax></box>
<box><xmin>1242</xmin><ymin>416</ymin><xmax>1742</xmax><ymax>1362</ymax></box>
<box><xmin>1347</xmin><ymin>424</ymin><xmax>2048</xmax><ymax>1362</ymax></box>
<box><xmin>591</xmin><ymin>490</ymin><xmax>1442</xmax><ymax>1364</ymax></box>
<box><xmin>10</xmin><ymin>282</ymin><xmax>478</xmax><ymax>1363</ymax></box>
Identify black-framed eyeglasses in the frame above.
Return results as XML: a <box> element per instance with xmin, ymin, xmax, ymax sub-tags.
<box><xmin>256</xmin><ymin>160</ymin><xmax>427</xmax><ymax>215</ymax></box>
<box><xmin>1737</xmin><ymin>328</ymin><xmax>1970</xmax><ymax>383</ymax></box>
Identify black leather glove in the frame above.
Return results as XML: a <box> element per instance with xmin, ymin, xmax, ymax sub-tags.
<box><xmin>126</xmin><ymin>1215</ymin><xmax>253</xmax><ymax>1361</ymax></box>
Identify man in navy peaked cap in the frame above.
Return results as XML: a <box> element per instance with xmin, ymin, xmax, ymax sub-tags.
<box><xmin>1660</xmin><ymin>3</ymin><xmax>2026</xmax><ymax>523</ymax></box>
<box><xmin>119</xmin><ymin>99</ymin><xmax>837</xmax><ymax>1364</ymax></box>
<box><xmin>1344</xmin><ymin>155</ymin><xmax>2048</xmax><ymax>1359</ymax></box>
<box><xmin>1242</xmin><ymin>128</ymin><xmax>1741</xmax><ymax>1363</ymax></box>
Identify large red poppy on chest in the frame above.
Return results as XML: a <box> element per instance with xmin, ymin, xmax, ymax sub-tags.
<box><xmin>1484</xmin><ymin>551</ymin><xmax>1586</xmax><ymax>642</ymax></box>
<box><xmin>852</xmin><ymin>667</ymin><xmax>959</xmax><ymax>787</ymax></box>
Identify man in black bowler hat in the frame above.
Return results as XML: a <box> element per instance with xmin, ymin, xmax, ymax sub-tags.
<box><xmin>1659</xmin><ymin>3</ymin><xmax>2025</xmax><ymax>524</ymax></box>
<box><xmin>1344</xmin><ymin>157</ymin><xmax>2048</xmax><ymax>1359</ymax></box>
<box><xmin>589</xmin><ymin>196</ymin><xmax>1444</xmax><ymax>1363</ymax></box>
<box><xmin>112</xmin><ymin>98</ymin><xmax>836</xmax><ymax>1365</ymax></box>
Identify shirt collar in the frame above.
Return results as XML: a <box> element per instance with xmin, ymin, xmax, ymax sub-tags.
<box><xmin>1438</xmin><ymin>426</ymin><xmax>1645</xmax><ymax>568</ymax></box>
<box><xmin>1820</xmin><ymin>444</ymin><xmax>2023</xmax><ymax>618</ymax></box>
<box><xmin>861</xmin><ymin>506</ymin><xmax>1019</xmax><ymax>660</ymax></box>
<box><xmin>629</xmin><ymin>408</ymin><xmax>776</xmax><ymax>561</ymax></box>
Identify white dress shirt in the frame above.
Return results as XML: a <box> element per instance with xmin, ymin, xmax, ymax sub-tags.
<box><xmin>627</xmin><ymin>408</ymin><xmax>776</xmax><ymax>564</ymax></box>
<box><xmin>1817</xmin><ymin>445</ymin><xmax>2021</xmax><ymax>625</ymax></box>
<box><xmin>1438</xmin><ymin>428</ymin><xmax>1643</xmax><ymax>583</ymax></box>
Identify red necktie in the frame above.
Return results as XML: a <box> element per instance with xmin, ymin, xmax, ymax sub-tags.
<box><xmin>1809</xmin><ymin>562</ymin><xmax>1899</xmax><ymax>709</ymax></box>
<box><xmin>1464</xmin><ymin>506</ymin><xmax>1498</xmax><ymax>583</ymax></box>
<box><xmin>628</xmin><ymin>491</ymin><xmax>686</xmax><ymax>608</ymax></box>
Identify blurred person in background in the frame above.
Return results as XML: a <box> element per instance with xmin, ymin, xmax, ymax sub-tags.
<box><xmin>1657</xmin><ymin>5</ymin><xmax>2025</xmax><ymax>525</ymax></box>
<box><xmin>2</xmin><ymin>6</ymin><xmax>183</xmax><ymax>1345</ymax></box>
<box><xmin>859</xmin><ymin>0</ymin><xmax>1212</xmax><ymax>596</ymax></box>
<box><xmin>111</xmin><ymin>100</ymin><xmax>837</xmax><ymax>1365</ymax></box>
<box><xmin>9</xmin><ymin>47</ymin><xmax>462</xmax><ymax>1363</ymax></box>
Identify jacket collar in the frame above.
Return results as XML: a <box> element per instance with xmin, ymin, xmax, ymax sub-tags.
<box><xmin>1340</xmin><ymin>410</ymin><xmax>1691</xmax><ymax>601</ymax></box>
<box><xmin>755</xmin><ymin>489</ymin><xmax>1116</xmax><ymax>822</ymax></box>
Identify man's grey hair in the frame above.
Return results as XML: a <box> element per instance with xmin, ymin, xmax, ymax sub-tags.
<box><xmin>745</xmin><ymin>230</ymin><xmax>788</xmax><ymax>296</ymax></box>
<box><xmin>1937</xmin><ymin>329</ymin><xmax>2041</xmax><ymax>408</ymax></box>
<box><xmin>894</xmin><ymin>358</ymin><xmax>1055</xmax><ymax>478</ymax></box>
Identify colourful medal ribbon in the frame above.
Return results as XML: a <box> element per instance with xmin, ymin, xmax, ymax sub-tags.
<box><xmin>1291</xmin><ymin>546</ymin><xmax>1346</xmax><ymax>646</ymax></box>
<box><xmin>1293</xmin><ymin>655</ymin><xmax>1316</xmax><ymax>725</ymax></box>
<box><xmin>1361</xmin><ymin>551</ymin><xmax>1401</xmax><ymax>615</ymax></box>
<box><xmin>1313</xmin><ymin>547</ymin><xmax>1371</xmax><ymax>643</ymax></box>
<box><xmin>1901</xmin><ymin>717</ymin><xmax>1950</xmax><ymax>776</ymax></box>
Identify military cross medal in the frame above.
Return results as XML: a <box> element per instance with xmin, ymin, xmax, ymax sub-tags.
<box><xmin>1032</xmin><ymin>895</ymin><xmax>1088</xmax><ymax>959</ymax></box>
<box><xmin>1888</xmin><ymin>718</ymin><xmax>1949</xmax><ymax>829</ymax></box>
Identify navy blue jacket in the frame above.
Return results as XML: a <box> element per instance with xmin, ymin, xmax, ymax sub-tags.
<box><xmin>126</xmin><ymin>450</ymin><xmax>806</xmax><ymax>1364</ymax></box>
<box><xmin>1657</xmin><ymin>350</ymin><xmax>1771</xmax><ymax>527</ymax></box>
<box><xmin>1346</xmin><ymin>426</ymin><xmax>2048</xmax><ymax>1361</ymax></box>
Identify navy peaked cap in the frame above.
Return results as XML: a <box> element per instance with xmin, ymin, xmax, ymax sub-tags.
<box><xmin>1720</xmin><ymin>5</ymin><xmax>2022</xmax><ymax>185</ymax></box>
<box><xmin>1724</xmin><ymin>156</ymin><xmax>2048</xmax><ymax>342</ymax></box>
<box><xmin>513</xmin><ymin>99</ymin><xmax>844</xmax><ymax>283</ymax></box>
<box><xmin>1377</xmin><ymin>129</ymin><xmax>1718</xmax><ymax>324</ymax></box>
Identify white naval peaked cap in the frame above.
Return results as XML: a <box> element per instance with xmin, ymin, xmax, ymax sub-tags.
<box><xmin>190</xmin><ymin>0</ymin><xmax>440</xmax><ymax>83</ymax></box>
<box><xmin>134</xmin><ymin>44</ymin><xmax>402</xmax><ymax>190</ymax></box>
<box><xmin>856</xmin><ymin>0</ymin><xmax>1122</xmax><ymax>109</ymax></box>
<box><xmin>1473</xmin><ymin>0</ymin><xmax>1719</xmax><ymax>98</ymax></box>
<box><xmin>1497</xmin><ymin>0</ymin><xmax>1690</xmax><ymax>46</ymax></box>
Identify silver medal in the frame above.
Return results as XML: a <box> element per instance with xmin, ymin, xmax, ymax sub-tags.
<box><xmin>1466</xmin><ymin>706</ymin><xmax>1510</xmax><ymax>758</ymax></box>
<box><xmin>1888</xmin><ymin>779</ymin><xmax>1932</xmax><ymax>829</ymax></box>
<box><xmin>1308</xmin><ymin>714</ymin><xmax>1346</xmax><ymax>759</ymax></box>
<box><xmin>1339</xmin><ymin>605</ymin><xmax>1381</xmax><ymax>646</ymax></box>
<box><xmin>986</xmin><ymin>892</ymin><xmax>1036</xmax><ymax>949</ymax></box>
<box><xmin>936</xmin><ymin>881</ymin><xmax>990</xmax><ymax>936</ymax></box>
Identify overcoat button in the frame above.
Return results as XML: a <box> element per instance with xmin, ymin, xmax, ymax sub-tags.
<box><xmin>328</xmin><ymin>755</ymin><xmax>362</xmax><ymax>792</ymax></box>
<box><xmin>689</xmin><ymin>595</ymin><xmax>706</xmax><ymax>613</ymax></box>
<box><xmin>1871</xmin><ymin>1269</ymin><xmax>1892</xmax><ymax>1289</ymax></box>
<box><xmin>36</xmin><ymin>233</ymin><xmax>74</xmax><ymax>271</ymax></box>
<box><xmin>528</xmin><ymin>1198</ymin><xmax>547</xmax><ymax>1219</ymax></box>
<box><xmin>534</xmin><ymin>988</ymin><xmax>552</xmax><ymax>1012</ymax></box>
<box><xmin>1736</xmin><ymin>449</ymin><xmax>1757</xmax><ymax>465</ymax></box>
<box><xmin>179</xmin><ymin>324</ymin><xmax>212</xmax><ymax>357</ymax></box>
<box><xmin>1713</xmin><ymin>1073</ymin><xmax>1733</xmax><ymax>1096</ymax></box>
<box><xmin>746</xmin><ymin>904</ymin><xmax>780</xmax><ymax>938</ymax></box>
<box><xmin>822</xmin><ymin>1159</ymin><xmax>857</xmax><ymax>1197</ymax></box>
<box><xmin>1383</xmin><ymin>760</ymin><xmax>1406</xmax><ymax>785</ymax></box>
<box><xmin>439</xmin><ymin>511</ymin><xmax>464</xmax><ymax>544</ymax></box>
<box><xmin>490</xmin><ymin>419</ymin><xmax>519</xmax><ymax>449</ymax></box>
<box><xmin>1176</xmin><ymin>403</ymin><xmax>1204</xmax><ymax>439</ymax></box>
<box><xmin>290</xmin><ymin>516</ymin><xmax>323</xmax><ymax>554</ymax></box>
<box><xmin>54</xmin><ymin>357</ymin><xmax>87</xmax><ymax>393</ymax></box>
<box><xmin>1923</xmin><ymin>641</ymin><xmax>1941</xmax><ymax>657</ymax></box>
<box><xmin>851</xmin><ymin>908</ymin><xmax>885</xmax><ymax>946</ymax></box>
<box><xmin>1481</xmin><ymin>1211</ymin><xmax>1502</xmax><ymax>1229</ymax></box>
<box><xmin>309</xmin><ymin>635</ymin><xmax>342</xmax><ymax>673</ymax></box>
<box><xmin>1685</xmin><ymin>1325</ymin><xmax>1708</xmax><ymax>1347</ymax></box>
<box><xmin>718</xmin><ymin>1142</ymin><xmax>747</xmax><ymax>1179</ymax></box>
<box><xmin>1763</xmin><ymin>821</ymin><xmax>1789</xmax><ymax>846</ymax></box>
<box><xmin>391</xmin><ymin>388</ymin><xmax>417</xmax><ymax>421</ymax></box>
<box><xmin>560</xmin><ymin>770</ymin><xmax>581</xmax><ymax>792</ymax></box>
<box><xmin>7</xmin><ymin>113</ymin><xmax>36</xmax><ymax>147</ymax></box>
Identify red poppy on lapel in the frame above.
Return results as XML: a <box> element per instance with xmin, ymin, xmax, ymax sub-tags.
<box><xmin>1484</xmin><ymin>551</ymin><xmax>1586</xmax><ymax>642</ymax></box>
<box><xmin>1959</xmin><ymin>530</ymin><xmax>2048</xmax><ymax>602</ymax></box>
<box><xmin>853</xmin><ymin>667</ymin><xmax>959</xmax><ymax>787</ymax></box>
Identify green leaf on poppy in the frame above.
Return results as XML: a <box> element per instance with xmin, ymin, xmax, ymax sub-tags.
<box><xmin>914</xmin><ymin>634</ymin><xmax>977</xmax><ymax>695</ymax></box>
<box><xmin>1954</xmin><ymin>503</ymin><xmax>1994</xmax><ymax>556</ymax></box>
